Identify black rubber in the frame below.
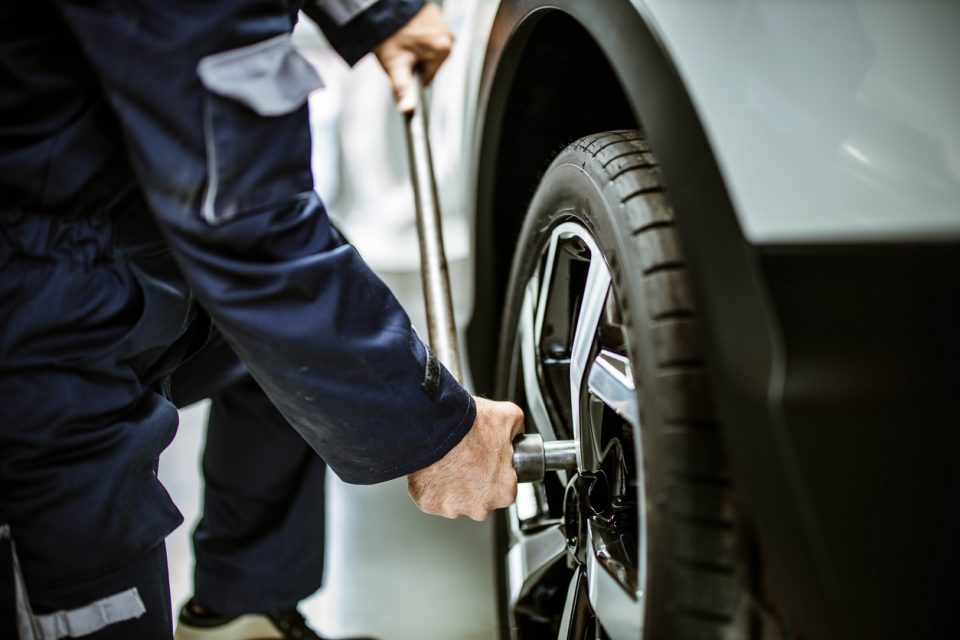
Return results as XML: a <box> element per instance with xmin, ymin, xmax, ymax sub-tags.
<box><xmin>495</xmin><ymin>130</ymin><xmax>761</xmax><ymax>639</ymax></box>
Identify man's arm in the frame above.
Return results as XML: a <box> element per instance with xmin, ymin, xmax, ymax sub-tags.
<box><xmin>48</xmin><ymin>0</ymin><xmax>518</xmax><ymax>516</ymax></box>
<box><xmin>305</xmin><ymin>0</ymin><xmax>518</xmax><ymax>519</ymax></box>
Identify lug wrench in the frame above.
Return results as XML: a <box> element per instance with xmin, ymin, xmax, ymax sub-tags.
<box><xmin>403</xmin><ymin>73</ymin><xmax>462</xmax><ymax>383</ymax></box>
<box><xmin>403</xmin><ymin>74</ymin><xmax>577</xmax><ymax>485</ymax></box>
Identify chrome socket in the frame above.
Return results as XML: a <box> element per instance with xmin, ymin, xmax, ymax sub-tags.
<box><xmin>512</xmin><ymin>434</ymin><xmax>578</xmax><ymax>483</ymax></box>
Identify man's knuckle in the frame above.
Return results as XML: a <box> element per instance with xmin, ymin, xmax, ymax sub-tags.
<box><xmin>414</xmin><ymin>489</ymin><xmax>438</xmax><ymax>510</ymax></box>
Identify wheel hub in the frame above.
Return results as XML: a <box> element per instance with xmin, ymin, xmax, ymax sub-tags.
<box><xmin>561</xmin><ymin>440</ymin><xmax>636</xmax><ymax>577</ymax></box>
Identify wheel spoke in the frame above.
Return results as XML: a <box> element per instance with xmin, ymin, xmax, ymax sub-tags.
<box><xmin>533</xmin><ymin>228</ymin><xmax>562</xmax><ymax>359</ymax></box>
<box><xmin>585</xmin><ymin>522</ymin><xmax>645</xmax><ymax>640</ymax></box>
<box><xmin>557</xmin><ymin>568</ymin><xmax>592</xmax><ymax>640</ymax></box>
<box><xmin>520</xmin><ymin>275</ymin><xmax>557</xmax><ymax>441</ymax></box>
<box><xmin>587</xmin><ymin>350</ymin><xmax>639</xmax><ymax>428</ymax></box>
<box><xmin>506</xmin><ymin>524</ymin><xmax>568</xmax><ymax>604</ymax></box>
<box><xmin>505</xmin><ymin>484</ymin><xmax>539</xmax><ymax>551</ymax></box>
<box><xmin>513</xmin><ymin>482</ymin><xmax>541</xmax><ymax>523</ymax></box>
<box><xmin>569</xmin><ymin>244</ymin><xmax>611</xmax><ymax>473</ymax></box>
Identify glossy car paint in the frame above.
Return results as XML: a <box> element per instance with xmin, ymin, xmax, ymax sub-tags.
<box><xmin>632</xmin><ymin>0</ymin><xmax>960</xmax><ymax>243</ymax></box>
<box><xmin>448</xmin><ymin>0</ymin><xmax>960</xmax><ymax>244</ymax></box>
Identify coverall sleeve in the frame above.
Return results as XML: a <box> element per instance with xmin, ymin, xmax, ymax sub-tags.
<box><xmin>53</xmin><ymin>0</ymin><xmax>476</xmax><ymax>485</ymax></box>
<box><xmin>303</xmin><ymin>0</ymin><xmax>427</xmax><ymax>65</ymax></box>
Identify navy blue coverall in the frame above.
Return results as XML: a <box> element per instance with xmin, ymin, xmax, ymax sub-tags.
<box><xmin>0</xmin><ymin>0</ymin><xmax>475</xmax><ymax>637</ymax></box>
<box><xmin>169</xmin><ymin>332</ymin><xmax>330</xmax><ymax>619</ymax></box>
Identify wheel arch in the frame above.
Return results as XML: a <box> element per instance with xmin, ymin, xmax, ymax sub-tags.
<box><xmin>466</xmin><ymin>1</ymin><xmax>841</xmax><ymax>636</ymax></box>
<box><xmin>468</xmin><ymin>0</ymin><xmax>755</xmax><ymax>397</ymax></box>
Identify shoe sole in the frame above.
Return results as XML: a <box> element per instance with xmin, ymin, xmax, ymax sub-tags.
<box><xmin>174</xmin><ymin>613</ymin><xmax>284</xmax><ymax>640</ymax></box>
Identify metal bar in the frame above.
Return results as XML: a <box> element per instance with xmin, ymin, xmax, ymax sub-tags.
<box><xmin>404</xmin><ymin>74</ymin><xmax>463</xmax><ymax>383</ymax></box>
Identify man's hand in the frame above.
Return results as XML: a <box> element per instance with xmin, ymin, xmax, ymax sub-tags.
<box><xmin>373</xmin><ymin>3</ymin><xmax>454</xmax><ymax>114</ymax></box>
<box><xmin>408</xmin><ymin>397</ymin><xmax>524</xmax><ymax>520</ymax></box>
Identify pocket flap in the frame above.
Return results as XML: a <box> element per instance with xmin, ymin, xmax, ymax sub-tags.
<box><xmin>197</xmin><ymin>34</ymin><xmax>323</xmax><ymax>117</ymax></box>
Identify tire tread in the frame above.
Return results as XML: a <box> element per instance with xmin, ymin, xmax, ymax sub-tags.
<box><xmin>575</xmin><ymin>131</ymin><xmax>751</xmax><ymax>639</ymax></box>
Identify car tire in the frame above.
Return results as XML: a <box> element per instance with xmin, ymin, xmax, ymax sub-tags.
<box><xmin>494</xmin><ymin>130</ymin><xmax>760</xmax><ymax>639</ymax></box>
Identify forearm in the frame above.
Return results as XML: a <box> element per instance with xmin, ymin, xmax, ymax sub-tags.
<box><xmin>161</xmin><ymin>197</ymin><xmax>476</xmax><ymax>483</ymax></box>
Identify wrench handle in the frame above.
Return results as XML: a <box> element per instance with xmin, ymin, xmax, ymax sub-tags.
<box><xmin>403</xmin><ymin>73</ymin><xmax>463</xmax><ymax>383</ymax></box>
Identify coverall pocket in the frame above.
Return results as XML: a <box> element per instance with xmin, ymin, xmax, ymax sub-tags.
<box><xmin>196</xmin><ymin>34</ymin><xmax>323</xmax><ymax>225</ymax></box>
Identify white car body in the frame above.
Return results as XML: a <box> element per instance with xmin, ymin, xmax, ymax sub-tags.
<box><xmin>336</xmin><ymin>0</ymin><xmax>960</xmax><ymax>309</ymax></box>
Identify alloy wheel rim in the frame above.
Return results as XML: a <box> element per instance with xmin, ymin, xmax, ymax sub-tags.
<box><xmin>504</xmin><ymin>219</ymin><xmax>647</xmax><ymax>640</ymax></box>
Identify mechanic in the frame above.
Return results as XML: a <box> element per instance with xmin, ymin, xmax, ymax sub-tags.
<box><xmin>0</xmin><ymin>1</ymin><xmax>523</xmax><ymax>639</ymax></box>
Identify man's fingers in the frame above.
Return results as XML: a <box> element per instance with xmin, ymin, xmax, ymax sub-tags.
<box><xmin>509</xmin><ymin>404</ymin><xmax>525</xmax><ymax>440</ymax></box>
<box><xmin>373</xmin><ymin>2</ymin><xmax>454</xmax><ymax>112</ymax></box>
<box><xmin>466</xmin><ymin>510</ymin><xmax>486</xmax><ymax>522</ymax></box>
<box><xmin>406</xmin><ymin>397</ymin><xmax>525</xmax><ymax>521</ymax></box>
<box><xmin>417</xmin><ymin>36</ymin><xmax>453</xmax><ymax>85</ymax></box>
<box><xmin>413</xmin><ymin>495</ymin><xmax>456</xmax><ymax>519</ymax></box>
<box><xmin>497</xmin><ymin>474</ymin><xmax>518</xmax><ymax>509</ymax></box>
<box><xmin>419</xmin><ymin>59</ymin><xmax>442</xmax><ymax>87</ymax></box>
<box><xmin>386</xmin><ymin>57</ymin><xmax>417</xmax><ymax>114</ymax></box>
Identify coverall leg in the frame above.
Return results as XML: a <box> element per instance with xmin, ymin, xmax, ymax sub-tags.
<box><xmin>0</xmin><ymin>167</ymin><xmax>327</xmax><ymax>638</ymax></box>
<box><xmin>0</xmin><ymin>179</ymin><xmax>205</xmax><ymax>639</ymax></box>
<box><xmin>170</xmin><ymin>338</ymin><xmax>327</xmax><ymax>616</ymax></box>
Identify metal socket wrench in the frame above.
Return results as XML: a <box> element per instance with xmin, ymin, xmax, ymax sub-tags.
<box><xmin>512</xmin><ymin>434</ymin><xmax>578</xmax><ymax>483</ymax></box>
